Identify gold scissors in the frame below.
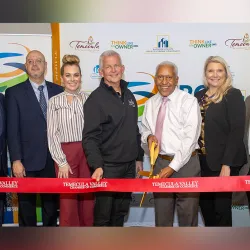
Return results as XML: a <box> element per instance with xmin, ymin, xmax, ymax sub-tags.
<box><xmin>138</xmin><ymin>141</ymin><xmax>160</xmax><ymax>207</ymax></box>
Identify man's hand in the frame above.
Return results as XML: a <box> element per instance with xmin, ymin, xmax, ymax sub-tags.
<box><xmin>92</xmin><ymin>167</ymin><xmax>103</xmax><ymax>181</ymax></box>
<box><xmin>159</xmin><ymin>166</ymin><xmax>175</xmax><ymax>178</ymax></box>
<box><xmin>12</xmin><ymin>160</ymin><xmax>26</xmax><ymax>178</ymax></box>
<box><xmin>58</xmin><ymin>163</ymin><xmax>73</xmax><ymax>178</ymax></box>
<box><xmin>147</xmin><ymin>135</ymin><xmax>158</xmax><ymax>151</ymax></box>
<box><xmin>136</xmin><ymin>161</ymin><xmax>143</xmax><ymax>178</ymax></box>
<box><xmin>220</xmin><ymin>165</ymin><xmax>231</xmax><ymax>177</ymax></box>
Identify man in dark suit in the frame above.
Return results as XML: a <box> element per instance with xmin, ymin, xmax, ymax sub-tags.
<box><xmin>5</xmin><ymin>50</ymin><xmax>63</xmax><ymax>227</ymax></box>
<box><xmin>0</xmin><ymin>92</ymin><xmax>7</xmax><ymax>226</ymax></box>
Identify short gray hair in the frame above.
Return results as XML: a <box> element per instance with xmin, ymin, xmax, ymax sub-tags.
<box><xmin>99</xmin><ymin>50</ymin><xmax>123</xmax><ymax>69</ymax></box>
<box><xmin>155</xmin><ymin>61</ymin><xmax>178</xmax><ymax>77</ymax></box>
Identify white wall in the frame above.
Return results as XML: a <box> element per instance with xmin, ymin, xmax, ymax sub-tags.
<box><xmin>0</xmin><ymin>23</ymin><xmax>51</xmax><ymax>34</ymax></box>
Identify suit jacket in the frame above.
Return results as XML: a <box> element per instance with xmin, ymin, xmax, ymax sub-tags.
<box><xmin>5</xmin><ymin>80</ymin><xmax>63</xmax><ymax>172</ymax></box>
<box><xmin>0</xmin><ymin>93</ymin><xmax>7</xmax><ymax>176</ymax></box>
<box><xmin>195</xmin><ymin>87</ymin><xmax>247</xmax><ymax>171</ymax></box>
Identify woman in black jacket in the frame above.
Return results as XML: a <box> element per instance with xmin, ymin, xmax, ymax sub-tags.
<box><xmin>195</xmin><ymin>56</ymin><xmax>247</xmax><ymax>227</ymax></box>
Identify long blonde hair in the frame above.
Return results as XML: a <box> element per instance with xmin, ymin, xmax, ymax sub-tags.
<box><xmin>203</xmin><ymin>56</ymin><xmax>232</xmax><ymax>103</ymax></box>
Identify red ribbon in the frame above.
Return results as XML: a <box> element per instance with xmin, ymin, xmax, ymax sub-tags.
<box><xmin>0</xmin><ymin>176</ymin><xmax>250</xmax><ymax>193</ymax></box>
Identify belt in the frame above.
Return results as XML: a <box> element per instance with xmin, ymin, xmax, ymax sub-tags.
<box><xmin>158</xmin><ymin>150</ymin><xmax>197</xmax><ymax>162</ymax></box>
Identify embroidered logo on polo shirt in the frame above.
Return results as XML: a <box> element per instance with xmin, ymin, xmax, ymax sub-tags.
<box><xmin>128</xmin><ymin>99</ymin><xmax>135</xmax><ymax>107</ymax></box>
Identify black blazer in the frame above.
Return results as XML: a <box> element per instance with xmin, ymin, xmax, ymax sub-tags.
<box><xmin>5</xmin><ymin>80</ymin><xmax>63</xmax><ymax>172</ymax></box>
<box><xmin>0</xmin><ymin>93</ymin><xmax>7</xmax><ymax>176</ymax></box>
<box><xmin>195</xmin><ymin>87</ymin><xmax>247</xmax><ymax>171</ymax></box>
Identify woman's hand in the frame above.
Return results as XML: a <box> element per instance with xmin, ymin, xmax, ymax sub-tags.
<box><xmin>58</xmin><ymin>163</ymin><xmax>73</xmax><ymax>178</ymax></box>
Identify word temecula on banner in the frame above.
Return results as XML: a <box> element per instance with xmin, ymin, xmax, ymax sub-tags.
<box><xmin>1</xmin><ymin>177</ymin><xmax>250</xmax><ymax>193</ymax></box>
<box><xmin>69</xmin><ymin>36</ymin><xmax>100</xmax><ymax>52</ymax></box>
<box><xmin>152</xmin><ymin>181</ymin><xmax>199</xmax><ymax>189</ymax></box>
<box><xmin>63</xmin><ymin>181</ymin><xmax>108</xmax><ymax>189</ymax></box>
<box><xmin>225</xmin><ymin>33</ymin><xmax>250</xmax><ymax>49</ymax></box>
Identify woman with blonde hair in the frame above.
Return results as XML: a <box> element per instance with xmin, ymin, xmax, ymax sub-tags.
<box><xmin>47</xmin><ymin>54</ymin><xmax>94</xmax><ymax>226</ymax></box>
<box><xmin>195</xmin><ymin>56</ymin><xmax>246</xmax><ymax>227</ymax></box>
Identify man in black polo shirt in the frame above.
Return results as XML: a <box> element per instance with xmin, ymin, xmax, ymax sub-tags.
<box><xmin>82</xmin><ymin>50</ymin><xmax>143</xmax><ymax>226</ymax></box>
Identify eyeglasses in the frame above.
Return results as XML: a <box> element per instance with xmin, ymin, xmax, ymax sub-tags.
<box><xmin>155</xmin><ymin>75</ymin><xmax>175</xmax><ymax>82</ymax></box>
<box><xmin>26</xmin><ymin>59</ymin><xmax>45</xmax><ymax>65</ymax></box>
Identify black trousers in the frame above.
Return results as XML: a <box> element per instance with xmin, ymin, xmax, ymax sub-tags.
<box><xmin>199</xmin><ymin>155</ymin><xmax>240</xmax><ymax>227</ymax></box>
<box><xmin>17</xmin><ymin>153</ymin><xmax>58</xmax><ymax>227</ymax></box>
<box><xmin>94</xmin><ymin>161</ymin><xmax>135</xmax><ymax>227</ymax></box>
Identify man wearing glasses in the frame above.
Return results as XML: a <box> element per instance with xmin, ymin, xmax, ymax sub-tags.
<box><xmin>141</xmin><ymin>61</ymin><xmax>202</xmax><ymax>227</ymax></box>
<box><xmin>5</xmin><ymin>50</ymin><xmax>63</xmax><ymax>226</ymax></box>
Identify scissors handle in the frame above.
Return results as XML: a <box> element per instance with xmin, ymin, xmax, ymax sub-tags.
<box><xmin>139</xmin><ymin>141</ymin><xmax>160</xmax><ymax>206</ymax></box>
<box><xmin>150</xmin><ymin>141</ymin><xmax>159</xmax><ymax>166</ymax></box>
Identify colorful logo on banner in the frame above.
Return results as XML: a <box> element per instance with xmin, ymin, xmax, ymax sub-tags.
<box><xmin>90</xmin><ymin>65</ymin><xmax>101</xmax><ymax>79</ymax></box>
<box><xmin>69</xmin><ymin>36</ymin><xmax>100</xmax><ymax>52</ymax></box>
<box><xmin>189</xmin><ymin>40</ymin><xmax>217</xmax><ymax>48</ymax></box>
<box><xmin>225</xmin><ymin>33</ymin><xmax>250</xmax><ymax>50</ymax></box>
<box><xmin>145</xmin><ymin>35</ymin><xmax>180</xmax><ymax>54</ymax></box>
<box><xmin>128</xmin><ymin>72</ymin><xmax>157</xmax><ymax>117</ymax></box>
<box><xmin>0</xmin><ymin>43</ymin><xmax>30</xmax><ymax>92</ymax></box>
<box><xmin>110</xmin><ymin>40</ymin><xmax>139</xmax><ymax>49</ymax></box>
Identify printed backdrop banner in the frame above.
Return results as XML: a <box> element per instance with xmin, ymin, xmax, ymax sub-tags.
<box><xmin>59</xmin><ymin>23</ymin><xmax>250</xmax><ymax>226</ymax></box>
<box><xmin>0</xmin><ymin>34</ymin><xmax>53</xmax><ymax>225</ymax></box>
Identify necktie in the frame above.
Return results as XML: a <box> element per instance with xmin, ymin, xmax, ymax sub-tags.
<box><xmin>38</xmin><ymin>85</ymin><xmax>47</xmax><ymax>119</ymax></box>
<box><xmin>155</xmin><ymin>97</ymin><xmax>168</xmax><ymax>149</ymax></box>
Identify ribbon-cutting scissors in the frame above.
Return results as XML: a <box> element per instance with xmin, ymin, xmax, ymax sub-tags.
<box><xmin>138</xmin><ymin>141</ymin><xmax>160</xmax><ymax>207</ymax></box>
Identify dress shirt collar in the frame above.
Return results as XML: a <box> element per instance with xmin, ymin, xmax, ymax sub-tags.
<box><xmin>29</xmin><ymin>79</ymin><xmax>46</xmax><ymax>89</ymax></box>
<box><xmin>100</xmin><ymin>77</ymin><xmax>127</xmax><ymax>94</ymax></box>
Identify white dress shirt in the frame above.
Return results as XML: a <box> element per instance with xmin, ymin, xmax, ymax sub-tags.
<box><xmin>141</xmin><ymin>87</ymin><xmax>201</xmax><ymax>172</ymax></box>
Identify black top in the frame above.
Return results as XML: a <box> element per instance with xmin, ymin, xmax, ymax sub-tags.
<box><xmin>195</xmin><ymin>87</ymin><xmax>247</xmax><ymax>171</ymax></box>
<box><xmin>82</xmin><ymin>78</ymin><xmax>144</xmax><ymax>170</ymax></box>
